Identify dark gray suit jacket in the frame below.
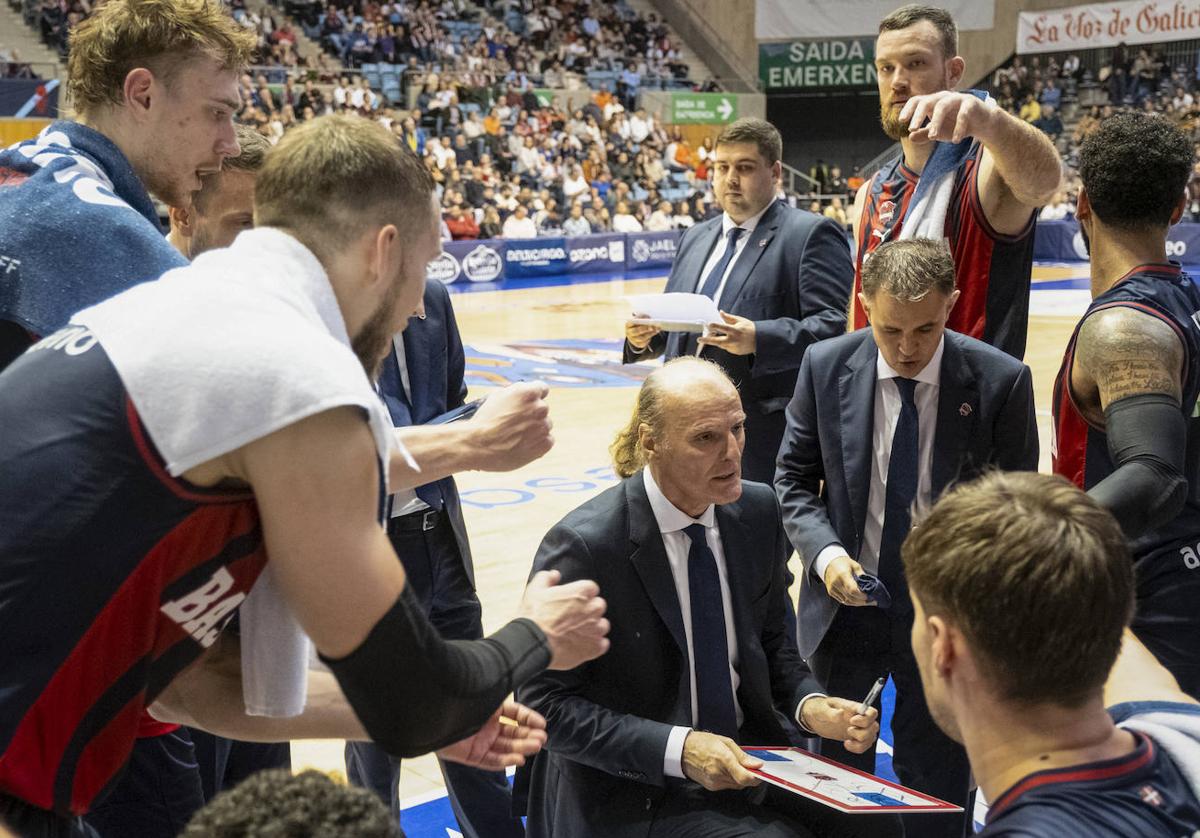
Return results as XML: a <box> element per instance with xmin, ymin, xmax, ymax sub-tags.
<box><xmin>515</xmin><ymin>475</ymin><xmax>820</xmax><ymax>838</ymax></box>
<box><xmin>774</xmin><ymin>328</ymin><xmax>1039</xmax><ymax>658</ymax></box>
<box><xmin>623</xmin><ymin>200</ymin><xmax>853</xmax><ymax>483</ymax></box>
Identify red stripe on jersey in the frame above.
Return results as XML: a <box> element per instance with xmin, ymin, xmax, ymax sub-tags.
<box><xmin>135</xmin><ymin>716</ymin><xmax>179</xmax><ymax>739</ymax></box>
<box><xmin>946</xmin><ymin>156</ymin><xmax>998</xmax><ymax>340</ymax></box>
<box><xmin>851</xmin><ymin>170</ymin><xmax>917</xmax><ymax>329</ymax></box>
<box><xmin>988</xmin><ymin>733</ymin><xmax>1156</xmax><ymax>820</ymax></box>
<box><xmin>0</xmin><ymin>503</ymin><xmax>265</xmax><ymax>814</ymax></box>
<box><xmin>1052</xmin><ymin>329</ymin><xmax>1090</xmax><ymax>487</ymax></box>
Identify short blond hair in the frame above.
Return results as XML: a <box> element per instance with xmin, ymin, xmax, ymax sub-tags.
<box><xmin>254</xmin><ymin>114</ymin><xmax>435</xmax><ymax>254</ymax></box>
<box><xmin>68</xmin><ymin>0</ymin><xmax>255</xmax><ymax>116</ymax></box>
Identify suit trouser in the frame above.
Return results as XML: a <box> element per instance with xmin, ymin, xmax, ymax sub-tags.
<box><xmin>808</xmin><ymin>605</ymin><xmax>972</xmax><ymax>838</ymax></box>
<box><xmin>188</xmin><ymin>729</ymin><xmax>291</xmax><ymax>802</ymax></box>
<box><xmin>83</xmin><ymin>728</ymin><xmax>204</xmax><ymax>838</ymax></box>
<box><xmin>345</xmin><ymin>510</ymin><xmax>523</xmax><ymax>838</ymax></box>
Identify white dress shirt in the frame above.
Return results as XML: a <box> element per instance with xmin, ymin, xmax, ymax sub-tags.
<box><xmin>813</xmin><ymin>336</ymin><xmax>944</xmax><ymax>582</ymax></box>
<box><xmin>385</xmin><ymin>337</ymin><xmax>429</xmax><ymax>519</ymax></box>
<box><xmin>644</xmin><ymin>469</ymin><xmax>822</xmax><ymax>778</ymax></box>
<box><xmin>695</xmin><ymin>203</ymin><xmax>771</xmax><ymax>306</ymax></box>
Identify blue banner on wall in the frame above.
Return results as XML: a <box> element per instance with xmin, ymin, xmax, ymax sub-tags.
<box><xmin>428</xmin><ymin>231</ymin><xmax>686</xmax><ymax>285</ymax></box>
<box><xmin>1035</xmin><ymin>219</ymin><xmax>1200</xmax><ymax>263</ymax></box>
<box><xmin>566</xmin><ymin>232</ymin><xmax>626</xmax><ymax>275</ymax></box>
<box><xmin>504</xmin><ymin>237</ymin><xmax>570</xmax><ymax>278</ymax></box>
<box><xmin>626</xmin><ymin>231</ymin><xmax>682</xmax><ymax>272</ymax></box>
<box><xmin>0</xmin><ymin>78</ymin><xmax>59</xmax><ymax>117</ymax></box>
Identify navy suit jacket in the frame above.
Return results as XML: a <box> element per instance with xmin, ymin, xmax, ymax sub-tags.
<box><xmin>515</xmin><ymin>475</ymin><xmax>820</xmax><ymax>838</ymax></box>
<box><xmin>382</xmin><ymin>280</ymin><xmax>473</xmax><ymax>582</ymax></box>
<box><xmin>774</xmin><ymin>329</ymin><xmax>1039</xmax><ymax>658</ymax></box>
<box><xmin>623</xmin><ymin>200</ymin><xmax>853</xmax><ymax>482</ymax></box>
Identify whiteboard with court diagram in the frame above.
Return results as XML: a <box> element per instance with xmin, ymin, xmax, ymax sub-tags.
<box><xmin>742</xmin><ymin>747</ymin><xmax>965</xmax><ymax>814</ymax></box>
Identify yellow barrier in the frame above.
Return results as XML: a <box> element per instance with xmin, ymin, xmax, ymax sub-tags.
<box><xmin>0</xmin><ymin>118</ymin><xmax>52</xmax><ymax>146</ymax></box>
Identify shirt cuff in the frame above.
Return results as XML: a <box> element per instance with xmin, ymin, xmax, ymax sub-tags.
<box><xmin>794</xmin><ymin>693</ymin><xmax>828</xmax><ymax>735</ymax></box>
<box><xmin>664</xmin><ymin>725</ymin><xmax>692</xmax><ymax>778</ymax></box>
<box><xmin>813</xmin><ymin>543</ymin><xmax>849</xmax><ymax>586</ymax></box>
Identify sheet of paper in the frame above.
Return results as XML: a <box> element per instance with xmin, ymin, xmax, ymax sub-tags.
<box><xmin>742</xmin><ymin>747</ymin><xmax>964</xmax><ymax>815</ymax></box>
<box><xmin>626</xmin><ymin>292</ymin><xmax>720</xmax><ymax>333</ymax></box>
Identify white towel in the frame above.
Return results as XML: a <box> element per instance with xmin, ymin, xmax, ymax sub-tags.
<box><xmin>1115</xmin><ymin>702</ymin><xmax>1200</xmax><ymax>801</ymax></box>
<box><xmin>895</xmin><ymin>90</ymin><xmax>996</xmax><ymax>244</ymax></box>
<box><xmin>73</xmin><ymin>227</ymin><xmax>399</xmax><ymax>717</ymax></box>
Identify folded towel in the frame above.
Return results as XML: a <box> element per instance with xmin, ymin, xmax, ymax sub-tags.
<box><xmin>896</xmin><ymin>89</ymin><xmax>994</xmax><ymax>244</ymax></box>
<box><xmin>74</xmin><ymin>226</ymin><xmax>398</xmax><ymax>717</ymax></box>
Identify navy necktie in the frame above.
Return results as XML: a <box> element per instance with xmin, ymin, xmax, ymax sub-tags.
<box><xmin>378</xmin><ymin>347</ymin><xmax>443</xmax><ymax>510</ymax></box>
<box><xmin>684</xmin><ymin>523</ymin><xmax>738</xmax><ymax>739</ymax></box>
<box><xmin>699</xmin><ymin>226</ymin><xmax>745</xmax><ymax>301</ymax></box>
<box><xmin>879</xmin><ymin>377</ymin><xmax>918</xmax><ymax>610</ymax></box>
<box><xmin>683</xmin><ymin>227</ymin><xmax>744</xmax><ymax>356</ymax></box>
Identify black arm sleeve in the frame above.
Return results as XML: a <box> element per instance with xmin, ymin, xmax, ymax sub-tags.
<box><xmin>1088</xmin><ymin>393</ymin><xmax>1188</xmax><ymax>538</ymax></box>
<box><xmin>320</xmin><ymin>585</ymin><xmax>551</xmax><ymax>757</ymax></box>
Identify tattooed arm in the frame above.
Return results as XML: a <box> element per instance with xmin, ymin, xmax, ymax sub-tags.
<box><xmin>1073</xmin><ymin>306</ymin><xmax>1188</xmax><ymax>536</ymax></box>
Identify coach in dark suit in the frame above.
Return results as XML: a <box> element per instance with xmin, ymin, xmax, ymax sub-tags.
<box><xmin>775</xmin><ymin>239</ymin><xmax>1039</xmax><ymax>838</ymax></box>
<box><xmin>517</xmin><ymin>358</ymin><xmax>900</xmax><ymax>838</ymax></box>
<box><xmin>623</xmin><ymin>118</ymin><xmax>852</xmax><ymax>484</ymax></box>
<box><xmin>344</xmin><ymin>280</ymin><xmax>522</xmax><ymax>838</ymax></box>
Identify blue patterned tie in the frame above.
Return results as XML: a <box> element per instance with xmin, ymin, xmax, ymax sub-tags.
<box><xmin>684</xmin><ymin>523</ymin><xmax>738</xmax><ymax>738</ymax></box>
<box><xmin>698</xmin><ymin>226</ymin><xmax>745</xmax><ymax>301</ymax></box>
<box><xmin>878</xmin><ymin>378</ymin><xmax>918</xmax><ymax>610</ymax></box>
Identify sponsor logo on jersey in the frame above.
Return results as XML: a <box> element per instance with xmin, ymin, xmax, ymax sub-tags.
<box><xmin>160</xmin><ymin>566</ymin><xmax>246</xmax><ymax>648</ymax></box>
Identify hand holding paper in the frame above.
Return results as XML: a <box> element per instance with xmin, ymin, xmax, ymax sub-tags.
<box><xmin>626</xmin><ymin>292</ymin><xmax>721</xmax><ymax>333</ymax></box>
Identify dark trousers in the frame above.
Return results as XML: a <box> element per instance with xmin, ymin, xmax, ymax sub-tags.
<box><xmin>188</xmin><ymin>730</ymin><xmax>291</xmax><ymax>802</ymax></box>
<box><xmin>1131</xmin><ymin>537</ymin><xmax>1200</xmax><ymax>700</ymax></box>
<box><xmin>345</xmin><ymin>510</ymin><xmax>523</xmax><ymax>838</ymax></box>
<box><xmin>808</xmin><ymin>606</ymin><xmax>972</xmax><ymax>838</ymax></box>
<box><xmin>83</xmin><ymin>728</ymin><xmax>204</xmax><ymax>838</ymax></box>
<box><xmin>646</xmin><ymin>784</ymin><xmax>901</xmax><ymax>838</ymax></box>
<box><xmin>1</xmin><ymin>794</ymin><xmax>99</xmax><ymax>838</ymax></box>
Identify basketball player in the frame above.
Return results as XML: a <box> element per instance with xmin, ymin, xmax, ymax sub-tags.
<box><xmin>1052</xmin><ymin>110</ymin><xmax>1200</xmax><ymax>698</ymax></box>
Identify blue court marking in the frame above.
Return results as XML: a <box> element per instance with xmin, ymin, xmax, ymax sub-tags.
<box><xmin>853</xmin><ymin>791</ymin><xmax>909</xmax><ymax>807</ymax></box>
<box><xmin>464</xmin><ymin>338</ymin><xmax>652</xmax><ymax>388</ymax></box>
<box><xmin>744</xmin><ymin>749</ymin><xmax>791</xmax><ymax>762</ymax></box>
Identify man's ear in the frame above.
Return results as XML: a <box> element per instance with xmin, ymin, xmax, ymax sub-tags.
<box><xmin>947</xmin><ymin>56</ymin><xmax>966</xmax><ymax>89</ymax></box>
<box><xmin>123</xmin><ymin>67</ymin><xmax>156</xmax><ymax>119</ymax></box>
<box><xmin>169</xmin><ymin>203</ymin><xmax>195</xmax><ymax>240</ymax></box>
<box><xmin>368</xmin><ymin>223</ymin><xmax>401</xmax><ymax>291</ymax></box>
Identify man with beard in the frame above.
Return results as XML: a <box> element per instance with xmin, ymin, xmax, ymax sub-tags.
<box><xmin>0</xmin><ymin>0</ymin><xmax>250</xmax><ymax>372</ymax></box>
<box><xmin>849</xmin><ymin>4</ymin><xmax>1061</xmax><ymax>360</ymax></box>
<box><xmin>0</xmin><ymin>115</ymin><xmax>610</xmax><ymax>837</ymax></box>
<box><xmin>904</xmin><ymin>471</ymin><xmax>1200</xmax><ymax>836</ymax></box>
<box><xmin>1052</xmin><ymin>111</ymin><xmax>1200</xmax><ymax>700</ymax></box>
<box><xmin>85</xmin><ymin>126</ymin><xmax>285</xmax><ymax>838</ymax></box>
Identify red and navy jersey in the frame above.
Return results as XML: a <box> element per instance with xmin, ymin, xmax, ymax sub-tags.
<box><xmin>1052</xmin><ymin>263</ymin><xmax>1200</xmax><ymax>558</ymax></box>
<box><xmin>981</xmin><ymin>709</ymin><xmax>1200</xmax><ymax>836</ymax></box>
<box><xmin>0</xmin><ymin>329</ymin><xmax>266</xmax><ymax>816</ymax></box>
<box><xmin>851</xmin><ymin>143</ymin><xmax>1037</xmax><ymax>360</ymax></box>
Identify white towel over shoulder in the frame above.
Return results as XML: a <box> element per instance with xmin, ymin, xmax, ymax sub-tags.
<box><xmin>74</xmin><ymin>227</ymin><xmax>398</xmax><ymax>717</ymax></box>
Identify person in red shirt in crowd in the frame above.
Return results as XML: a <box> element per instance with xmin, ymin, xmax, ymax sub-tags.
<box><xmin>445</xmin><ymin>204</ymin><xmax>480</xmax><ymax>240</ymax></box>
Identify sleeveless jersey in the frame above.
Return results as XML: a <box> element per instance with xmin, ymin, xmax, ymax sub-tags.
<box><xmin>0</xmin><ymin>331</ymin><xmax>266</xmax><ymax>816</ymax></box>
<box><xmin>851</xmin><ymin>143</ymin><xmax>1036</xmax><ymax>360</ymax></box>
<box><xmin>1052</xmin><ymin>263</ymin><xmax>1200</xmax><ymax>559</ymax></box>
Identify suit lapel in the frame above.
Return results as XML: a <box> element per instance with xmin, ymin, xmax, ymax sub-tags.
<box><xmin>839</xmin><ymin>334</ymin><xmax>878</xmax><ymax>551</ymax></box>
<box><xmin>932</xmin><ymin>332</ymin><xmax>979</xmax><ymax>496</ymax></box>
<box><xmin>716</xmin><ymin>201</ymin><xmax>781</xmax><ymax>310</ymax></box>
<box><xmin>627</xmin><ymin>476</ymin><xmax>688</xmax><ymax>656</ymax></box>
